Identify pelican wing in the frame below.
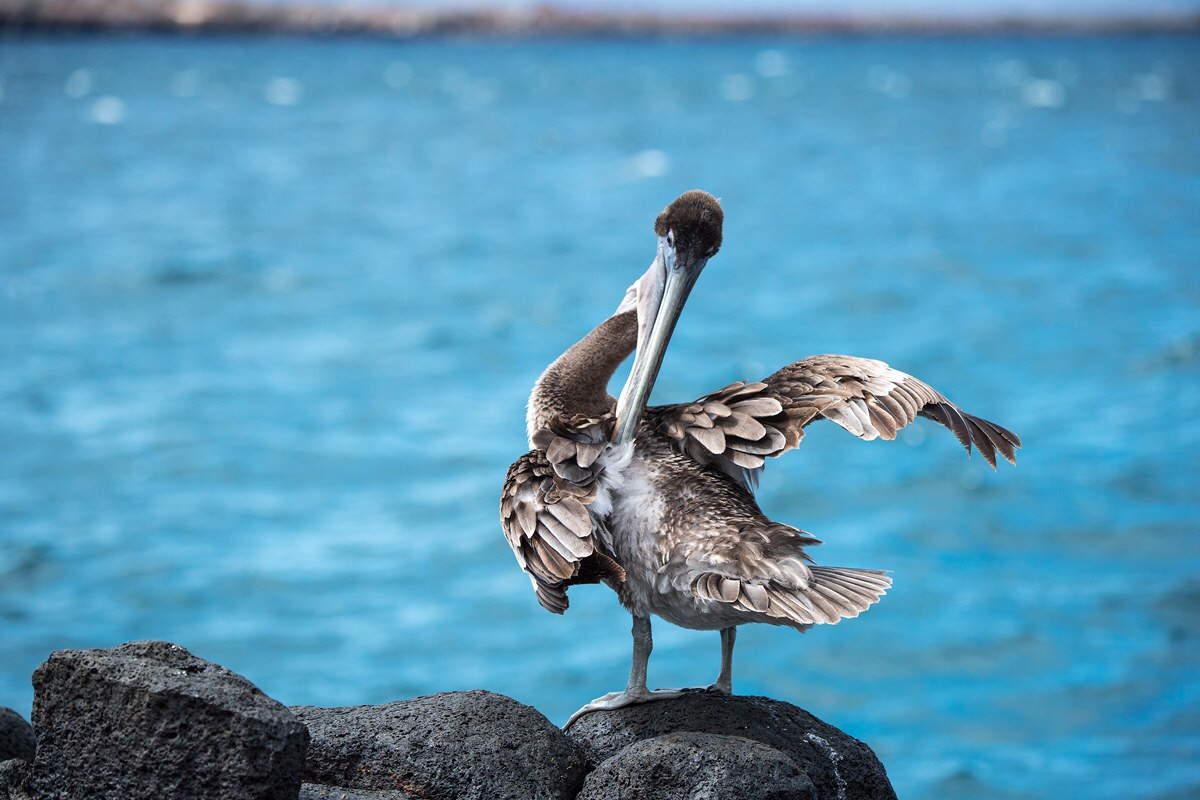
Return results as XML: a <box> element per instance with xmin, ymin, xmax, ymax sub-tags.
<box><xmin>686</xmin><ymin>521</ymin><xmax>891</xmax><ymax>627</ymax></box>
<box><xmin>653</xmin><ymin>354</ymin><xmax>1020</xmax><ymax>487</ymax></box>
<box><xmin>500</xmin><ymin>414</ymin><xmax>626</xmax><ymax>614</ymax></box>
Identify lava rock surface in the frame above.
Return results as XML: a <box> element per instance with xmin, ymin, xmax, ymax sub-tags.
<box><xmin>293</xmin><ymin>690</ymin><xmax>588</xmax><ymax>800</ymax></box>
<box><xmin>566</xmin><ymin>693</ymin><xmax>897</xmax><ymax>800</ymax></box>
<box><xmin>13</xmin><ymin>639</ymin><xmax>896</xmax><ymax>800</ymax></box>
<box><xmin>576</xmin><ymin>731</ymin><xmax>817</xmax><ymax>800</ymax></box>
<box><xmin>299</xmin><ymin>785</ymin><xmax>418</xmax><ymax>800</ymax></box>
<box><xmin>0</xmin><ymin>758</ymin><xmax>33</xmax><ymax>800</ymax></box>
<box><xmin>30</xmin><ymin>640</ymin><xmax>309</xmax><ymax>800</ymax></box>
<box><xmin>0</xmin><ymin>709</ymin><xmax>34</xmax><ymax>764</ymax></box>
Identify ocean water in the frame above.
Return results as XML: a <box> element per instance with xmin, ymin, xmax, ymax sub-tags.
<box><xmin>1</xmin><ymin>32</ymin><xmax>1198</xmax><ymax>799</ymax></box>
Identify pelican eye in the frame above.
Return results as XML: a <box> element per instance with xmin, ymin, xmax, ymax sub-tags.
<box><xmin>666</xmin><ymin>231</ymin><xmax>675</xmax><ymax>249</ymax></box>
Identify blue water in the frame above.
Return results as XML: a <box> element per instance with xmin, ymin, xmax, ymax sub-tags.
<box><xmin>1</xmin><ymin>33</ymin><xmax>1198</xmax><ymax>798</ymax></box>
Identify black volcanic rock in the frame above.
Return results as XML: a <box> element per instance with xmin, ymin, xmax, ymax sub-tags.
<box><xmin>15</xmin><ymin>637</ymin><xmax>895</xmax><ymax>799</ymax></box>
<box><xmin>0</xmin><ymin>709</ymin><xmax>34</xmax><ymax>763</ymax></box>
<box><xmin>577</xmin><ymin>731</ymin><xmax>816</xmax><ymax>800</ymax></box>
<box><xmin>566</xmin><ymin>693</ymin><xmax>896</xmax><ymax>800</ymax></box>
<box><xmin>293</xmin><ymin>690</ymin><xmax>587</xmax><ymax>800</ymax></box>
<box><xmin>30</xmin><ymin>640</ymin><xmax>309</xmax><ymax>800</ymax></box>
<box><xmin>299</xmin><ymin>786</ymin><xmax>418</xmax><ymax>800</ymax></box>
<box><xmin>0</xmin><ymin>758</ymin><xmax>33</xmax><ymax>800</ymax></box>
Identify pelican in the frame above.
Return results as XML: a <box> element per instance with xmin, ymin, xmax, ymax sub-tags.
<box><xmin>501</xmin><ymin>190</ymin><xmax>1020</xmax><ymax>726</ymax></box>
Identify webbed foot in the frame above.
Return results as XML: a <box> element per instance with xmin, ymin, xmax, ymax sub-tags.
<box><xmin>563</xmin><ymin>687</ymin><xmax>691</xmax><ymax>729</ymax></box>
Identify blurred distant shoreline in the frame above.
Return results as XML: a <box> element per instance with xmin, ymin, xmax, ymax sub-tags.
<box><xmin>2</xmin><ymin>0</ymin><xmax>1197</xmax><ymax>37</ymax></box>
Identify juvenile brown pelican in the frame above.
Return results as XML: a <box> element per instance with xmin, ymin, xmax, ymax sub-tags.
<box><xmin>501</xmin><ymin>190</ymin><xmax>1019</xmax><ymax>726</ymax></box>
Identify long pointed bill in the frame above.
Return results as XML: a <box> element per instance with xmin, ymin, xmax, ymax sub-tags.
<box><xmin>613</xmin><ymin>238</ymin><xmax>703</xmax><ymax>445</ymax></box>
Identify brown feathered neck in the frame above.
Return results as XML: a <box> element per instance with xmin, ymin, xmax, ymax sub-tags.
<box><xmin>527</xmin><ymin>310</ymin><xmax>638</xmax><ymax>443</ymax></box>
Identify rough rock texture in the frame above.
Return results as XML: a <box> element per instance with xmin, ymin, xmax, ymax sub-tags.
<box><xmin>577</xmin><ymin>731</ymin><xmax>816</xmax><ymax>800</ymax></box>
<box><xmin>566</xmin><ymin>693</ymin><xmax>897</xmax><ymax>800</ymax></box>
<box><xmin>299</xmin><ymin>786</ymin><xmax>418</xmax><ymax>800</ymax></box>
<box><xmin>0</xmin><ymin>759</ymin><xmax>33</xmax><ymax>800</ymax></box>
<box><xmin>30</xmin><ymin>640</ymin><xmax>309</xmax><ymax>800</ymax></box>
<box><xmin>293</xmin><ymin>690</ymin><xmax>587</xmax><ymax>800</ymax></box>
<box><xmin>16</xmin><ymin>636</ymin><xmax>896</xmax><ymax>799</ymax></box>
<box><xmin>0</xmin><ymin>710</ymin><xmax>34</xmax><ymax>763</ymax></box>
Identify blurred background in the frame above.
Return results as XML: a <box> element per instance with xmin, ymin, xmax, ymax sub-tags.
<box><xmin>1</xmin><ymin>2</ymin><xmax>1198</xmax><ymax>798</ymax></box>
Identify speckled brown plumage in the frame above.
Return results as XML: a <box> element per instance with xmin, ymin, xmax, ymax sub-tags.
<box><xmin>505</xmin><ymin>309</ymin><xmax>637</xmax><ymax>614</ymax></box>
<box><xmin>499</xmin><ymin>190</ymin><xmax>1020</xmax><ymax>724</ymax></box>
<box><xmin>653</xmin><ymin>354</ymin><xmax>1021</xmax><ymax>491</ymax></box>
<box><xmin>501</xmin><ymin>441</ymin><xmax>625</xmax><ymax>614</ymax></box>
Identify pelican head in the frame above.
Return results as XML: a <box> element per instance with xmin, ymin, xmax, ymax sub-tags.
<box><xmin>614</xmin><ymin>191</ymin><xmax>723</xmax><ymax>444</ymax></box>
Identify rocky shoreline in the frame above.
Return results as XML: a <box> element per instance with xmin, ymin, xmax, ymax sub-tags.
<box><xmin>0</xmin><ymin>640</ymin><xmax>895</xmax><ymax>800</ymax></box>
<box><xmin>1</xmin><ymin>0</ymin><xmax>1196</xmax><ymax>37</ymax></box>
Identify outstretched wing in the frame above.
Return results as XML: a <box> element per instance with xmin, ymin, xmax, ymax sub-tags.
<box><xmin>500</xmin><ymin>415</ymin><xmax>625</xmax><ymax>614</ymax></box>
<box><xmin>653</xmin><ymin>354</ymin><xmax>1020</xmax><ymax>487</ymax></box>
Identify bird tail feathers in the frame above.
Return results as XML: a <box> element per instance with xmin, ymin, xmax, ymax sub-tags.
<box><xmin>692</xmin><ymin>565</ymin><xmax>891</xmax><ymax>627</ymax></box>
<box><xmin>797</xmin><ymin>566</ymin><xmax>891</xmax><ymax>624</ymax></box>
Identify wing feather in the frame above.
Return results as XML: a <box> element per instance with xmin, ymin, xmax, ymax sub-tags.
<box><xmin>652</xmin><ymin>354</ymin><xmax>1019</xmax><ymax>487</ymax></box>
<box><xmin>500</xmin><ymin>425</ymin><xmax>626</xmax><ymax>614</ymax></box>
<box><xmin>514</xmin><ymin>499</ymin><xmax>537</xmax><ymax>537</ymax></box>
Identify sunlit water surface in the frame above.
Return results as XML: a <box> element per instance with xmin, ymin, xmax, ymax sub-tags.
<box><xmin>1</xmin><ymin>33</ymin><xmax>1198</xmax><ymax>800</ymax></box>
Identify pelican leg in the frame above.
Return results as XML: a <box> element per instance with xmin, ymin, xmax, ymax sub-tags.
<box><xmin>707</xmin><ymin>626</ymin><xmax>736</xmax><ymax>694</ymax></box>
<box><xmin>564</xmin><ymin>614</ymin><xmax>690</xmax><ymax>728</ymax></box>
<box><xmin>628</xmin><ymin>612</ymin><xmax>653</xmax><ymax>691</ymax></box>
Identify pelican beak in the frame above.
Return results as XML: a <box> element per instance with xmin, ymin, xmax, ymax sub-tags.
<box><xmin>613</xmin><ymin>236</ymin><xmax>705</xmax><ymax>444</ymax></box>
